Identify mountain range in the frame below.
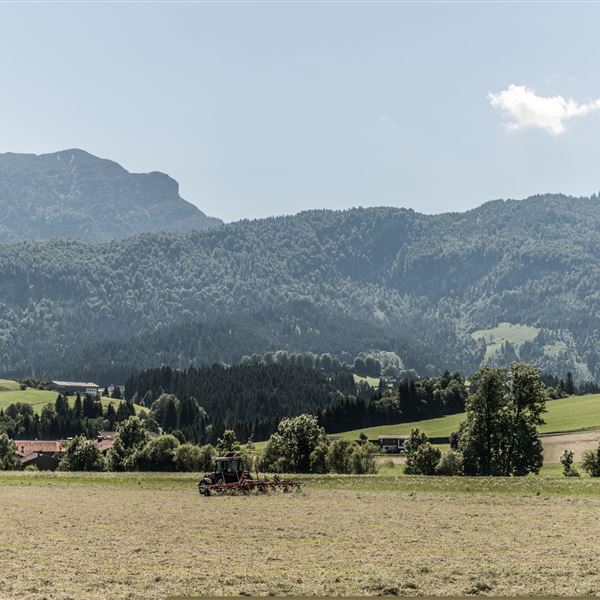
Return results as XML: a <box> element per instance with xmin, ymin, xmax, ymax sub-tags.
<box><xmin>0</xmin><ymin>149</ymin><xmax>599</xmax><ymax>384</ymax></box>
<box><xmin>0</xmin><ymin>149</ymin><xmax>221</xmax><ymax>241</ymax></box>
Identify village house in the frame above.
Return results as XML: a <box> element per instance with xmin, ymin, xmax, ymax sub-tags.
<box><xmin>48</xmin><ymin>381</ymin><xmax>100</xmax><ymax>395</ymax></box>
<box><xmin>15</xmin><ymin>440</ymin><xmax>66</xmax><ymax>470</ymax></box>
<box><xmin>14</xmin><ymin>434</ymin><xmax>121</xmax><ymax>470</ymax></box>
<box><xmin>14</xmin><ymin>431</ymin><xmax>156</xmax><ymax>471</ymax></box>
<box><xmin>378</xmin><ymin>435</ymin><xmax>406</xmax><ymax>453</ymax></box>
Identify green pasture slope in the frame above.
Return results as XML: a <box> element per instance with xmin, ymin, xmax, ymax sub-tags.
<box><xmin>0</xmin><ymin>379</ymin><xmax>21</xmax><ymax>392</ymax></box>
<box><xmin>0</xmin><ymin>380</ymin><xmax>145</xmax><ymax>414</ymax></box>
<box><xmin>339</xmin><ymin>394</ymin><xmax>600</xmax><ymax>440</ymax></box>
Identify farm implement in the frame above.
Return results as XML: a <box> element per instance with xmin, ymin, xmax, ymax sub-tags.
<box><xmin>198</xmin><ymin>452</ymin><xmax>301</xmax><ymax>496</ymax></box>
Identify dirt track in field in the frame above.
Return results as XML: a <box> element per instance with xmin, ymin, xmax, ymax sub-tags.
<box><xmin>1</xmin><ymin>484</ymin><xmax>600</xmax><ymax>598</ymax></box>
<box><xmin>542</xmin><ymin>430</ymin><xmax>600</xmax><ymax>463</ymax></box>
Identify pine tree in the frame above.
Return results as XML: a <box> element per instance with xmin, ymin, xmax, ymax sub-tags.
<box><xmin>566</xmin><ymin>372</ymin><xmax>575</xmax><ymax>396</ymax></box>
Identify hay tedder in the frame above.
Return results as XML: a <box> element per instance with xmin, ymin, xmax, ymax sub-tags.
<box><xmin>198</xmin><ymin>452</ymin><xmax>301</xmax><ymax>496</ymax></box>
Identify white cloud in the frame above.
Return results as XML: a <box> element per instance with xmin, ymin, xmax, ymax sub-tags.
<box><xmin>488</xmin><ymin>84</ymin><xmax>600</xmax><ymax>135</ymax></box>
<box><xmin>380</xmin><ymin>115</ymin><xmax>399</xmax><ymax>130</ymax></box>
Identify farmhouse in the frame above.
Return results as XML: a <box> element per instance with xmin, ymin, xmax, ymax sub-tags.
<box><xmin>15</xmin><ymin>440</ymin><xmax>66</xmax><ymax>470</ymax></box>
<box><xmin>49</xmin><ymin>380</ymin><xmax>100</xmax><ymax>395</ymax></box>
<box><xmin>378</xmin><ymin>435</ymin><xmax>406</xmax><ymax>453</ymax></box>
<box><xmin>14</xmin><ymin>434</ymin><xmax>127</xmax><ymax>469</ymax></box>
<box><xmin>13</xmin><ymin>431</ymin><xmax>156</xmax><ymax>471</ymax></box>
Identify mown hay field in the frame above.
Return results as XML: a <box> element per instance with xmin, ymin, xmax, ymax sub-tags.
<box><xmin>1</xmin><ymin>472</ymin><xmax>600</xmax><ymax>599</ymax></box>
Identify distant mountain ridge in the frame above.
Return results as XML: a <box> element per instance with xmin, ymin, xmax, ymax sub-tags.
<box><xmin>0</xmin><ymin>149</ymin><xmax>221</xmax><ymax>241</ymax></box>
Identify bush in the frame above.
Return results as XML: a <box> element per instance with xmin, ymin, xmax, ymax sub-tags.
<box><xmin>258</xmin><ymin>435</ymin><xmax>286</xmax><ymax>473</ymax></box>
<box><xmin>59</xmin><ymin>436</ymin><xmax>106</xmax><ymax>471</ymax></box>
<box><xmin>411</xmin><ymin>443</ymin><xmax>442</xmax><ymax>475</ymax></box>
<box><xmin>582</xmin><ymin>444</ymin><xmax>600</xmax><ymax>477</ymax></box>
<box><xmin>560</xmin><ymin>449</ymin><xmax>580</xmax><ymax>477</ymax></box>
<box><xmin>173</xmin><ymin>443</ymin><xmax>214</xmax><ymax>472</ymax></box>
<box><xmin>198</xmin><ymin>444</ymin><xmax>217</xmax><ymax>471</ymax></box>
<box><xmin>349</xmin><ymin>443</ymin><xmax>378</xmax><ymax>474</ymax></box>
<box><xmin>328</xmin><ymin>439</ymin><xmax>353</xmax><ymax>474</ymax></box>
<box><xmin>435</xmin><ymin>450</ymin><xmax>464</xmax><ymax>476</ymax></box>
<box><xmin>320</xmin><ymin>439</ymin><xmax>379</xmax><ymax>474</ymax></box>
<box><xmin>131</xmin><ymin>434</ymin><xmax>180</xmax><ymax>471</ymax></box>
<box><xmin>309</xmin><ymin>442</ymin><xmax>330</xmax><ymax>474</ymax></box>
<box><xmin>0</xmin><ymin>434</ymin><xmax>20</xmax><ymax>470</ymax></box>
<box><xmin>404</xmin><ymin>428</ymin><xmax>441</xmax><ymax>475</ymax></box>
<box><xmin>108</xmin><ymin>416</ymin><xmax>150</xmax><ymax>471</ymax></box>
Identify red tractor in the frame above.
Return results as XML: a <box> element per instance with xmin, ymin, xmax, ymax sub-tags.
<box><xmin>198</xmin><ymin>452</ymin><xmax>300</xmax><ymax>496</ymax></box>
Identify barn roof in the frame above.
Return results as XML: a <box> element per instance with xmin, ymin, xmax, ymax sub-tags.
<box><xmin>14</xmin><ymin>440</ymin><xmax>67</xmax><ymax>455</ymax></box>
<box><xmin>97</xmin><ymin>439</ymin><xmax>114</xmax><ymax>453</ymax></box>
<box><xmin>51</xmin><ymin>381</ymin><xmax>99</xmax><ymax>388</ymax></box>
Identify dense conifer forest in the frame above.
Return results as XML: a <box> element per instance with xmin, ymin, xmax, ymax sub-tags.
<box><xmin>124</xmin><ymin>364</ymin><xmax>467</xmax><ymax>442</ymax></box>
<box><xmin>2</xmin><ymin>194</ymin><xmax>600</xmax><ymax>382</ymax></box>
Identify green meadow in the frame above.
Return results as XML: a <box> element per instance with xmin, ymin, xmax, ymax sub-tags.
<box><xmin>0</xmin><ymin>381</ymin><xmax>144</xmax><ymax>414</ymax></box>
<box><xmin>339</xmin><ymin>393</ymin><xmax>600</xmax><ymax>440</ymax></box>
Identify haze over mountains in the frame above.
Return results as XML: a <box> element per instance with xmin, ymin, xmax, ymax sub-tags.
<box><xmin>0</xmin><ymin>149</ymin><xmax>599</xmax><ymax>384</ymax></box>
<box><xmin>0</xmin><ymin>149</ymin><xmax>221</xmax><ymax>241</ymax></box>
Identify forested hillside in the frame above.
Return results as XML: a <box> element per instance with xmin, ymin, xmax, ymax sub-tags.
<box><xmin>1</xmin><ymin>193</ymin><xmax>600</xmax><ymax>382</ymax></box>
<box><xmin>0</xmin><ymin>149</ymin><xmax>221</xmax><ymax>241</ymax></box>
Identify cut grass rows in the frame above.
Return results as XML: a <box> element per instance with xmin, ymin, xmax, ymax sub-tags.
<box><xmin>1</xmin><ymin>469</ymin><xmax>600</xmax><ymax>497</ymax></box>
<box><xmin>3</xmin><ymin>483</ymin><xmax>600</xmax><ymax>597</ymax></box>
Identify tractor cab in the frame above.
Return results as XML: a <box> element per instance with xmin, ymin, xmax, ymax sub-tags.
<box><xmin>214</xmin><ymin>453</ymin><xmax>247</xmax><ymax>484</ymax></box>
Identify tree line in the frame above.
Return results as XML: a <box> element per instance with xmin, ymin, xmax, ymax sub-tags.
<box><xmin>3</xmin><ymin>361</ymin><xmax>600</xmax><ymax>478</ymax></box>
<box><xmin>125</xmin><ymin>364</ymin><xmax>356</xmax><ymax>443</ymax></box>
<box><xmin>124</xmin><ymin>364</ymin><xmax>468</xmax><ymax>444</ymax></box>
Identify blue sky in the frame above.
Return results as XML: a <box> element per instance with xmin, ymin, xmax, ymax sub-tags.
<box><xmin>2</xmin><ymin>2</ymin><xmax>600</xmax><ymax>222</ymax></box>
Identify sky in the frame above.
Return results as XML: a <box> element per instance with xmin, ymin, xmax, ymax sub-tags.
<box><xmin>2</xmin><ymin>2</ymin><xmax>600</xmax><ymax>222</ymax></box>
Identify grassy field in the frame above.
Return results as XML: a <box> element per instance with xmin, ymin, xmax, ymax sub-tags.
<box><xmin>0</xmin><ymin>388</ymin><xmax>61</xmax><ymax>412</ymax></box>
<box><xmin>1</xmin><ymin>471</ymin><xmax>600</xmax><ymax>598</ymax></box>
<box><xmin>353</xmin><ymin>373</ymin><xmax>382</xmax><ymax>387</ymax></box>
<box><xmin>0</xmin><ymin>384</ymin><xmax>145</xmax><ymax>414</ymax></box>
<box><xmin>339</xmin><ymin>394</ymin><xmax>600</xmax><ymax>440</ymax></box>
<box><xmin>0</xmin><ymin>379</ymin><xmax>21</xmax><ymax>392</ymax></box>
<box><xmin>1</xmin><ymin>467</ymin><xmax>599</xmax><ymax>495</ymax></box>
<box><xmin>471</xmin><ymin>322</ymin><xmax>540</xmax><ymax>362</ymax></box>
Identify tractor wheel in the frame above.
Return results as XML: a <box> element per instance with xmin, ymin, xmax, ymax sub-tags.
<box><xmin>198</xmin><ymin>480</ymin><xmax>211</xmax><ymax>496</ymax></box>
